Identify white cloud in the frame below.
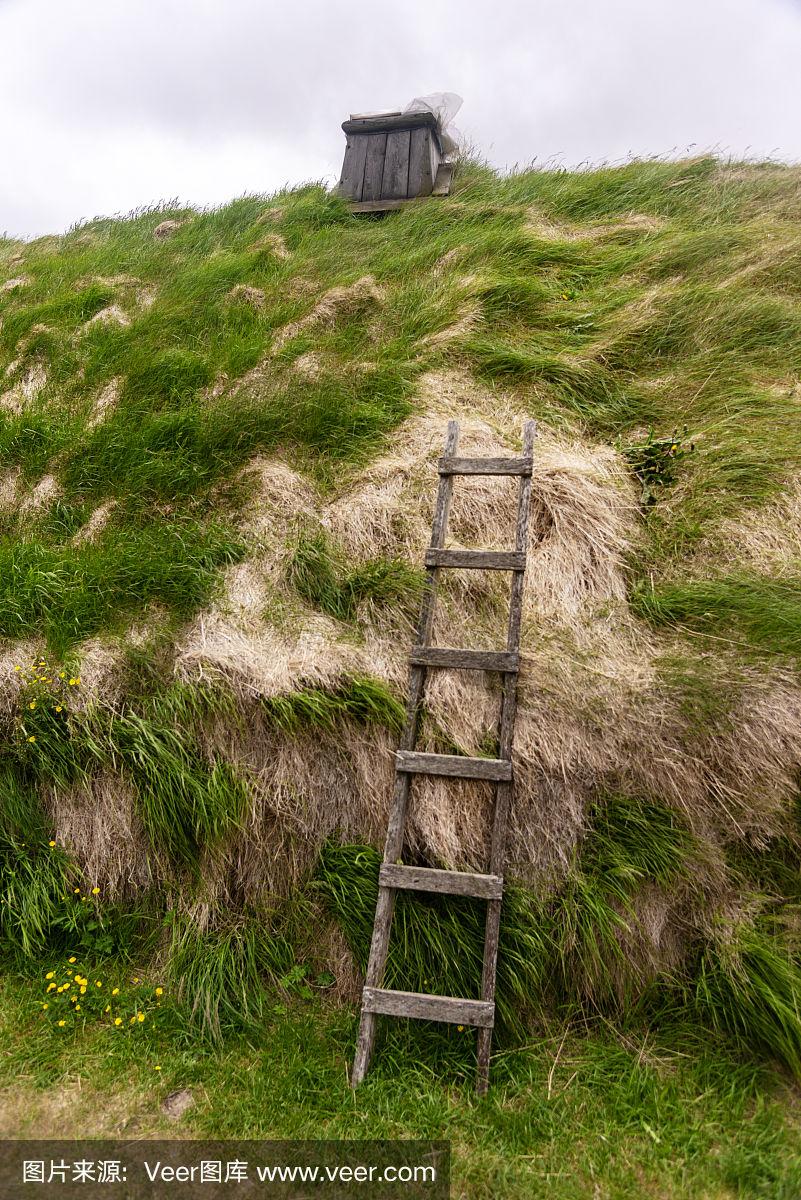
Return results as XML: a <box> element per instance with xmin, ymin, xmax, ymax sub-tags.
<box><xmin>2</xmin><ymin>0</ymin><xmax>801</xmax><ymax>237</ymax></box>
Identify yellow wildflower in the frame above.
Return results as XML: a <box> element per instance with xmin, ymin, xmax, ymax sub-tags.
<box><xmin>75</xmin><ymin>1004</ymin><xmax>81</xmax><ymax>1011</ymax></box>
<box><xmin>154</xmin><ymin>987</ymin><xmax>163</xmax><ymax>996</ymax></box>
<box><xmin>27</xmin><ymin>736</ymin><xmax>36</xmax><ymax>743</ymax></box>
<box><xmin>28</xmin><ymin>701</ymin><xmax>36</xmax><ymax>709</ymax></box>
<box><xmin>114</xmin><ymin>1017</ymin><xmax>122</xmax><ymax>1026</ymax></box>
<box><xmin>55</xmin><ymin>706</ymin><xmax>63</xmax><ymax>713</ymax></box>
<box><xmin>57</xmin><ymin>1020</ymin><xmax>65</xmax><ymax>1027</ymax></box>
<box><xmin>154</xmin><ymin>1065</ymin><xmax>161</xmax><ymax>1071</ymax></box>
<box><xmin>91</xmin><ymin>887</ymin><xmax>100</xmax><ymax>895</ymax></box>
<box><xmin>48</xmin><ymin>840</ymin><xmax>56</xmax><ymax>847</ymax></box>
<box><xmin>45</xmin><ymin>971</ymin><xmax>54</xmax><ymax>980</ymax></box>
<box><xmin>95</xmin><ymin>980</ymin><xmax>102</xmax><ymax>987</ymax></box>
<box><xmin>137</xmin><ymin>1013</ymin><xmax>145</xmax><ymax>1022</ymax></box>
<box><xmin>112</xmin><ymin>987</ymin><xmax>119</xmax><ymax>996</ymax></box>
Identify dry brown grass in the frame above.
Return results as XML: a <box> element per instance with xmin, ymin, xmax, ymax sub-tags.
<box><xmin>4</xmin><ymin>357</ymin><xmax>801</xmax><ymax>984</ymax></box>
<box><xmin>271</xmin><ymin>275</ymin><xmax>384</xmax><ymax>353</ymax></box>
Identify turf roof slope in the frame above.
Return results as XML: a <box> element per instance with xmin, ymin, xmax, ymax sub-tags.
<box><xmin>3</xmin><ymin>156</ymin><xmax>801</xmax><ymax>1069</ymax></box>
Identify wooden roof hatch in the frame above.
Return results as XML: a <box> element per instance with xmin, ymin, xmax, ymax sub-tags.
<box><xmin>339</xmin><ymin>92</ymin><xmax>462</xmax><ymax>213</ymax></box>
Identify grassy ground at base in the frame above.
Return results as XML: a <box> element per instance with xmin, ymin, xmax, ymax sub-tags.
<box><xmin>1</xmin><ymin>975</ymin><xmax>800</xmax><ymax>1199</ymax></box>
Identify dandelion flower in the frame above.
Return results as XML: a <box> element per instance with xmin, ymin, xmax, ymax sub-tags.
<box><xmin>137</xmin><ymin>1012</ymin><xmax>144</xmax><ymax>1022</ymax></box>
<box><xmin>45</xmin><ymin>971</ymin><xmax>54</xmax><ymax>980</ymax></box>
<box><xmin>155</xmin><ymin>987</ymin><xmax>163</xmax><ymax>996</ymax></box>
<box><xmin>91</xmin><ymin>887</ymin><xmax>100</xmax><ymax>895</ymax></box>
<box><xmin>57</xmin><ymin>1020</ymin><xmax>65</xmax><ymax>1027</ymax></box>
<box><xmin>42</xmin><ymin>1003</ymin><xmax>49</xmax><ymax>1010</ymax></box>
<box><xmin>73</xmin><ymin>888</ymin><xmax>80</xmax><ymax>894</ymax></box>
<box><xmin>75</xmin><ymin>1004</ymin><xmax>81</xmax><ymax>1011</ymax></box>
<box><xmin>48</xmin><ymin>840</ymin><xmax>56</xmax><ymax>847</ymax></box>
<box><xmin>55</xmin><ymin>706</ymin><xmax>63</xmax><ymax>713</ymax></box>
<box><xmin>114</xmin><ymin>1017</ymin><xmax>122</xmax><ymax>1026</ymax></box>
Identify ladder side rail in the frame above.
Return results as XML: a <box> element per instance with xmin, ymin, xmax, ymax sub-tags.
<box><xmin>477</xmin><ymin>419</ymin><xmax>536</xmax><ymax>1094</ymax></box>
<box><xmin>351</xmin><ymin>420</ymin><xmax>460</xmax><ymax>1087</ymax></box>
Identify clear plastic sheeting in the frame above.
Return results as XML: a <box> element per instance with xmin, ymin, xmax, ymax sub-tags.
<box><xmin>402</xmin><ymin>92</ymin><xmax>463</xmax><ymax>157</ymax></box>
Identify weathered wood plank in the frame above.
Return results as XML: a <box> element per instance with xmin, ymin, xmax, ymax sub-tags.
<box><xmin>424</xmin><ymin>549</ymin><xmax>526</xmax><ymax>571</ymax></box>
<box><xmin>362</xmin><ymin>987</ymin><xmax>495</xmax><ymax>1028</ymax></box>
<box><xmin>379</xmin><ymin>863</ymin><xmax>503</xmax><ymax>900</ymax></box>
<box><xmin>348</xmin><ymin>199</ymin><xmax>407</xmax><ymax>213</ymax></box>
<box><xmin>342</xmin><ymin>112</ymin><xmax>437</xmax><ymax>135</ymax></box>
<box><xmin>395</xmin><ymin>750</ymin><xmax>512</xmax><ymax>782</ymax></box>
<box><xmin>351</xmin><ymin>422</ymin><xmax>460</xmax><ymax>1089</ymax></box>
<box><xmin>477</xmin><ymin>418</ymin><xmax>536</xmax><ymax>1097</ymax></box>
<box><xmin>362</xmin><ymin>133</ymin><xmax>388</xmax><ymax>202</ymax></box>
<box><xmin>432</xmin><ymin>162</ymin><xmax>454</xmax><ymax>197</ymax></box>
<box><xmin>339</xmin><ymin>134</ymin><xmax>369</xmax><ymax>202</ymax></box>
<box><xmin>408</xmin><ymin>647</ymin><xmax>518</xmax><ymax>672</ymax></box>
<box><xmin>408</xmin><ymin>126</ymin><xmax>435</xmax><ymax>197</ymax></box>
<box><xmin>381</xmin><ymin>129</ymin><xmax>411</xmax><ymax>200</ymax></box>
<box><xmin>438</xmin><ymin>456</ymin><xmax>532</xmax><ymax>477</ymax></box>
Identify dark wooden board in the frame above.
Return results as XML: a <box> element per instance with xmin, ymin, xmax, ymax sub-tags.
<box><xmin>424</xmin><ymin>549</ymin><xmax>526</xmax><ymax>571</ymax></box>
<box><xmin>408</xmin><ymin>126</ymin><xmax>436</xmax><ymax>197</ymax></box>
<box><xmin>362</xmin><ymin>987</ymin><xmax>495</xmax><ymax>1028</ymax></box>
<box><xmin>348</xmin><ymin>199</ymin><xmax>407</xmax><ymax>213</ymax></box>
<box><xmin>362</xmin><ymin>133</ymin><xmax>389</xmax><ymax>202</ymax></box>
<box><xmin>438</xmin><ymin>456</ymin><xmax>533</xmax><ymax>476</ymax></box>
<box><xmin>381</xmin><ymin>129</ymin><xmax>411</xmax><ymax>200</ymax></box>
<box><xmin>395</xmin><ymin>750</ymin><xmax>512</xmax><ymax>782</ymax></box>
<box><xmin>339</xmin><ymin>134</ymin><xmax>369</xmax><ymax>202</ymax></box>
<box><xmin>408</xmin><ymin>647</ymin><xmax>518</xmax><ymax>672</ymax></box>
<box><xmin>432</xmin><ymin>162</ymin><xmax>454</xmax><ymax>196</ymax></box>
<box><xmin>379</xmin><ymin>863</ymin><xmax>503</xmax><ymax>900</ymax></box>
<box><xmin>342</xmin><ymin>111</ymin><xmax>437</xmax><ymax>135</ymax></box>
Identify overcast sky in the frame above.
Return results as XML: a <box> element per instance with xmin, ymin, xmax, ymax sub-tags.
<box><xmin>2</xmin><ymin>0</ymin><xmax>801</xmax><ymax>239</ymax></box>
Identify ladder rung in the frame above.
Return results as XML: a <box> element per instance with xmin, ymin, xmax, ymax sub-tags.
<box><xmin>379</xmin><ymin>863</ymin><xmax>504</xmax><ymax>899</ymax></box>
<box><xmin>439</xmin><ymin>456</ymin><xmax>533</xmax><ymax>477</ymax></box>
<box><xmin>424</xmin><ymin>549</ymin><xmax>526</xmax><ymax>571</ymax></box>
<box><xmin>362</xmin><ymin>987</ymin><xmax>495</xmax><ymax>1028</ymax></box>
<box><xmin>396</xmin><ymin>750</ymin><xmax>512</xmax><ymax>782</ymax></box>
<box><xmin>409</xmin><ymin>647</ymin><xmax>519</xmax><ymax>673</ymax></box>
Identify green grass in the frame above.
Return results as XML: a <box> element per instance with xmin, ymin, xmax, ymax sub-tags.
<box><xmin>632</xmin><ymin>575</ymin><xmax>801</xmax><ymax>659</ymax></box>
<box><xmin>3</xmin><ymin>160</ymin><xmax>801</xmax><ymax>649</ymax></box>
<box><xmin>287</xmin><ymin>528</ymin><xmax>424</xmax><ymax>623</ymax></box>
<box><xmin>1</xmin><ymin>969</ymin><xmax>801</xmax><ymax>1199</ymax></box>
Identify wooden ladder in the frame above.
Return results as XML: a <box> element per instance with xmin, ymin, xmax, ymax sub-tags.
<box><xmin>351</xmin><ymin>418</ymin><xmax>535</xmax><ymax>1095</ymax></box>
